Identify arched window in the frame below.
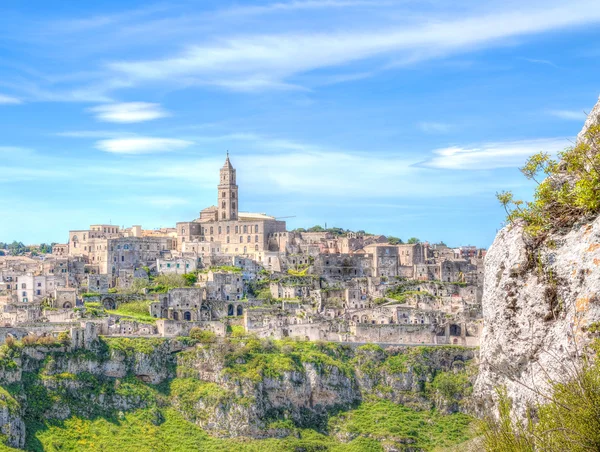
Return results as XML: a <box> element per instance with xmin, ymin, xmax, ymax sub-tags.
<box><xmin>235</xmin><ymin>225</ymin><xmax>239</xmax><ymax>233</ymax></box>
<box><xmin>218</xmin><ymin>226</ymin><xmax>222</xmax><ymax>234</ymax></box>
<box><xmin>227</xmin><ymin>304</ymin><xmax>234</xmax><ymax>316</ymax></box>
<box><xmin>184</xmin><ymin>311</ymin><xmax>191</xmax><ymax>321</ymax></box>
<box><xmin>222</xmin><ymin>201</ymin><xmax>226</xmax><ymax>208</ymax></box>
<box><xmin>247</xmin><ymin>236</ymin><xmax>251</xmax><ymax>243</ymax></box>
<box><xmin>240</xmin><ymin>236</ymin><xmax>243</xmax><ymax>243</ymax></box>
<box><xmin>232</xmin><ymin>192</ymin><xmax>236</xmax><ymax>199</ymax></box>
<box><xmin>227</xmin><ymin>237</ymin><xmax>230</xmax><ymax>243</ymax></box>
<box><xmin>255</xmin><ymin>244</ymin><xmax>259</xmax><ymax>251</ymax></box>
<box><xmin>236</xmin><ymin>305</ymin><xmax>243</xmax><ymax>316</ymax></box>
<box><xmin>222</xmin><ymin>191</ymin><xmax>226</xmax><ymax>198</ymax></box>
<box><xmin>255</xmin><ymin>235</ymin><xmax>258</xmax><ymax>243</ymax></box>
<box><xmin>255</xmin><ymin>225</ymin><xmax>258</xmax><ymax>233</ymax></box>
<box><xmin>173</xmin><ymin>312</ymin><xmax>179</xmax><ymax>321</ymax></box>
<box><xmin>222</xmin><ymin>212</ymin><xmax>226</xmax><ymax>219</ymax></box>
<box><xmin>226</xmin><ymin>226</ymin><xmax>230</xmax><ymax>233</ymax></box>
<box><xmin>243</xmin><ymin>246</ymin><xmax>247</xmax><ymax>253</ymax></box>
<box><xmin>243</xmin><ymin>225</ymin><xmax>247</xmax><ymax>233</ymax></box>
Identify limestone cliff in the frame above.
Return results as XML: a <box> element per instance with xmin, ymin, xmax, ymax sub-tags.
<box><xmin>175</xmin><ymin>342</ymin><xmax>475</xmax><ymax>437</ymax></box>
<box><xmin>474</xmin><ymin>97</ymin><xmax>600</xmax><ymax>416</ymax></box>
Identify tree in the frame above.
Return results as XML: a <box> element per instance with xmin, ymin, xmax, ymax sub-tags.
<box><xmin>38</xmin><ymin>243</ymin><xmax>53</xmax><ymax>254</ymax></box>
<box><xmin>407</xmin><ymin>237</ymin><xmax>420</xmax><ymax>244</ymax></box>
<box><xmin>307</xmin><ymin>225</ymin><xmax>325</xmax><ymax>232</ymax></box>
<box><xmin>387</xmin><ymin>236</ymin><xmax>403</xmax><ymax>245</ymax></box>
<box><xmin>7</xmin><ymin>241</ymin><xmax>26</xmax><ymax>256</ymax></box>
<box><xmin>182</xmin><ymin>273</ymin><xmax>198</xmax><ymax>286</ymax></box>
<box><xmin>153</xmin><ymin>274</ymin><xmax>186</xmax><ymax>290</ymax></box>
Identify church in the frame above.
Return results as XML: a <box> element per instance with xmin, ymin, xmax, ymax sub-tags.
<box><xmin>176</xmin><ymin>154</ymin><xmax>287</xmax><ymax>255</ymax></box>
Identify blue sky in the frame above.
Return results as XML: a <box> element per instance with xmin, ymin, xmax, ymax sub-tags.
<box><xmin>1</xmin><ymin>0</ymin><xmax>599</xmax><ymax>247</ymax></box>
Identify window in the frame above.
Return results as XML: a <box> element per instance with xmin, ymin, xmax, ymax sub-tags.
<box><xmin>247</xmin><ymin>236</ymin><xmax>251</xmax><ymax>243</ymax></box>
<box><xmin>218</xmin><ymin>226</ymin><xmax>222</xmax><ymax>234</ymax></box>
<box><xmin>210</xmin><ymin>227</ymin><xmax>213</xmax><ymax>234</ymax></box>
<box><xmin>240</xmin><ymin>236</ymin><xmax>243</xmax><ymax>243</ymax></box>
<box><xmin>226</xmin><ymin>226</ymin><xmax>230</xmax><ymax>233</ymax></box>
<box><xmin>22</xmin><ymin>291</ymin><xmax>27</xmax><ymax>297</ymax></box>
<box><xmin>255</xmin><ymin>235</ymin><xmax>259</xmax><ymax>243</ymax></box>
<box><xmin>36</xmin><ymin>290</ymin><xmax>41</xmax><ymax>296</ymax></box>
<box><xmin>227</xmin><ymin>237</ymin><xmax>230</xmax><ymax>243</ymax></box>
<box><xmin>222</xmin><ymin>191</ymin><xmax>226</xmax><ymax>198</ymax></box>
<box><xmin>243</xmin><ymin>225</ymin><xmax>247</xmax><ymax>233</ymax></box>
<box><xmin>255</xmin><ymin>225</ymin><xmax>258</xmax><ymax>233</ymax></box>
<box><xmin>121</xmin><ymin>256</ymin><xmax>125</xmax><ymax>262</ymax></box>
<box><xmin>37</xmin><ymin>282</ymin><xmax>41</xmax><ymax>287</ymax></box>
<box><xmin>232</xmin><ymin>202</ymin><xmax>236</xmax><ymax>210</ymax></box>
<box><xmin>235</xmin><ymin>225</ymin><xmax>239</xmax><ymax>233</ymax></box>
<box><xmin>222</xmin><ymin>201</ymin><xmax>226</xmax><ymax>208</ymax></box>
<box><xmin>21</xmin><ymin>283</ymin><xmax>26</xmax><ymax>289</ymax></box>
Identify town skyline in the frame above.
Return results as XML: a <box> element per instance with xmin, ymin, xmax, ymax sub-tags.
<box><xmin>3</xmin><ymin>0</ymin><xmax>600</xmax><ymax>247</ymax></box>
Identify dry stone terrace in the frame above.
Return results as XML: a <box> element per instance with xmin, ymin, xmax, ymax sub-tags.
<box><xmin>0</xmin><ymin>156</ymin><xmax>485</xmax><ymax>346</ymax></box>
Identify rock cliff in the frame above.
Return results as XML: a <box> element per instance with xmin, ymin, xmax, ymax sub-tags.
<box><xmin>474</xmin><ymin>97</ymin><xmax>600</xmax><ymax>416</ymax></box>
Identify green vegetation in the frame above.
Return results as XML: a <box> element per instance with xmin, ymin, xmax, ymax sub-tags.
<box><xmin>427</xmin><ymin>371</ymin><xmax>472</xmax><ymax>405</ymax></box>
<box><xmin>407</xmin><ymin>237</ymin><xmax>420</xmax><ymax>244</ymax></box>
<box><xmin>482</xmin><ymin>341</ymin><xmax>600</xmax><ymax>452</ymax></box>
<box><xmin>182</xmin><ymin>273</ymin><xmax>198</xmax><ymax>286</ymax></box>
<box><xmin>209</xmin><ymin>265</ymin><xmax>242</xmax><ymax>273</ymax></box>
<box><xmin>498</xmin><ymin>124</ymin><xmax>600</xmax><ymax>239</ymax></box>
<box><xmin>189</xmin><ymin>328</ymin><xmax>216</xmax><ymax>343</ymax></box>
<box><xmin>329</xmin><ymin>400</ymin><xmax>472</xmax><ymax>449</ymax></box>
<box><xmin>102</xmin><ymin>337</ymin><xmax>167</xmax><ymax>355</ymax></box>
<box><xmin>226</xmin><ymin>325</ymin><xmax>246</xmax><ymax>337</ymax></box>
<box><xmin>387</xmin><ymin>236</ymin><xmax>403</xmax><ymax>245</ymax></box>
<box><xmin>24</xmin><ymin>403</ymin><xmax>472</xmax><ymax>452</ymax></box>
<box><xmin>107</xmin><ymin>299</ymin><xmax>157</xmax><ymax>324</ymax></box>
<box><xmin>0</xmin><ymin>337</ymin><xmax>476</xmax><ymax>451</ymax></box>
<box><xmin>386</xmin><ymin>283</ymin><xmax>431</xmax><ymax>303</ymax></box>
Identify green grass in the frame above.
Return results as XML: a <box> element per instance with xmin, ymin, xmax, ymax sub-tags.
<box><xmin>23</xmin><ymin>401</ymin><xmax>473</xmax><ymax>452</ymax></box>
<box><xmin>102</xmin><ymin>337</ymin><xmax>167</xmax><ymax>355</ymax></box>
<box><xmin>107</xmin><ymin>300</ymin><xmax>157</xmax><ymax>324</ymax></box>
<box><xmin>329</xmin><ymin>400</ymin><xmax>473</xmax><ymax>450</ymax></box>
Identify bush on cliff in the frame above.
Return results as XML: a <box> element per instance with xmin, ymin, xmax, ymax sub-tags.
<box><xmin>482</xmin><ymin>342</ymin><xmax>600</xmax><ymax>451</ymax></box>
<box><xmin>498</xmin><ymin>123</ymin><xmax>600</xmax><ymax>239</ymax></box>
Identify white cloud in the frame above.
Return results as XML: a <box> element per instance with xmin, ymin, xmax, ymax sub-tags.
<box><xmin>418</xmin><ymin>122</ymin><xmax>453</xmax><ymax>134</ymax></box>
<box><xmin>547</xmin><ymin>109</ymin><xmax>587</xmax><ymax>121</ymax></box>
<box><xmin>56</xmin><ymin>130</ymin><xmax>137</xmax><ymax>138</ymax></box>
<box><xmin>107</xmin><ymin>1</ymin><xmax>600</xmax><ymax>91</ymax></box>
<box><xmin>420</xmin><ymin>138</ymin><xmax>571</xmax><ymax>170</ymax></box>
<box><xmin>95</xmin><ymin>137</ymin><xmax>193</xmax><ymax>154</ymax></box>
<box><xmin>88</xmin><ymin>102</ymin><xmax>169</xmax><ymax>123</ymax></box>
<box><xmin>0</xmin><ymin>94</ymin><xmax>22</xmax><ymax>105</ymax></box>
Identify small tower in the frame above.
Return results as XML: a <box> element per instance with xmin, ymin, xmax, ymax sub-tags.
<box><xmin>218</xmin><ymin>152</ymin><xmax>238</xmax><ymax>220</ymax></box>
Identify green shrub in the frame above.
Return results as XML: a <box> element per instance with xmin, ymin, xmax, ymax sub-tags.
<box><xmin>189</xmin><ymin>328</ymin><xmax>216</xmax><ymax>344</ymax></box>
<box><xmin>498</xmin><ymin>124</ymin><xmax>600</xmax><ymax>239</ymax></box>
<box><xmin>482</xmin><ymin>341</ymin><xmax>600</xmax><ymax>451</ymax></box>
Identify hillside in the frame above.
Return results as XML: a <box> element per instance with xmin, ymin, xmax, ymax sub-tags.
<box><xmin>0</xmin><ymin>335</ymin><xmax>476</xmax><ymax>451</ymax></box>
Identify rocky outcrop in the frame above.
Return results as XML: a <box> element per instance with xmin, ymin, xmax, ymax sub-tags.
<box><xmin>176</xmin><ymin>342</ymin><xmax>475</xmax><ymax>437</ymax></box>
<box><xmin>474</xmin><ymin>97</ymin><xmax>600</xmax><ymax>416</ymax></box>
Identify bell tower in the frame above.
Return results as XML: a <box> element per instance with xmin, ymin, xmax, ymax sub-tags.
<box><xmin>218</xmin><ymin>152</ymin><xmax>238</xmax><ymax>221</ymax></box>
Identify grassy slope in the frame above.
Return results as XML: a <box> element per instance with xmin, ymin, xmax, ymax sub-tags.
<box><xmin>27</xmin><ymin>405</ymin><xmax>471</xmax><ymax>452</ymax></box>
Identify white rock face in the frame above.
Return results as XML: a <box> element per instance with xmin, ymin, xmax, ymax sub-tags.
<box><xmin>474</xmin><ymin>98</ymin><xmax>600</xmax><ymax>414</ymax></box>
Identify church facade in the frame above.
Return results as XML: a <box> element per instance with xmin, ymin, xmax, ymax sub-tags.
<box><xmin>176</xmin><ymin>155</ymin><xmax>287</xmax><ymax>255</ymax></box>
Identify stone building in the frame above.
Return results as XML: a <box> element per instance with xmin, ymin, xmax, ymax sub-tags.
<box><xmin>176</xmin><ymin>155</ymin><xmax>287</xmax><ymax>256</ymax></box>
<box><xmin>157</xmin><ymin>257</ymin><xmax>199</xmax><ymax>275</ymax></box>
